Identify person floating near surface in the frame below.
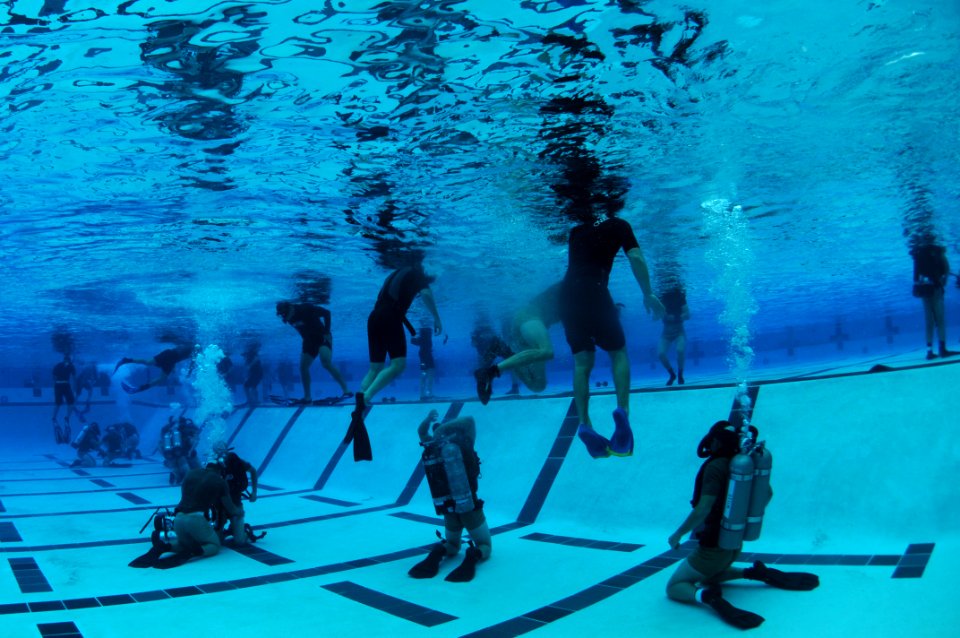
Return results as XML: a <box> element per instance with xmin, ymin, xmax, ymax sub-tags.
<box><xmin>474</xmin><ymin>282</ymin><xmax>562</xmax><ymax>404</ymax></box>
<box><xmin>658</xmin><ymin>285</ymin><xmax>690</xmax><ymax>386</ymax></box>
<box><xmin>113</xmin><ymin>344</ymin><xmax>194</xmax><ymax>394</ymax></box>
<box><xmin>910</xmin><ymin>241</ymin><xmax>954</xmax><ymax>360</ymax></box>
<box><xmin>129</xmin><ymin>462</ymin><xmax>243</xmax><ymax>569</ymax></box>
<box><xmin>558</xmin><ymin>180</ymin><xmax>664</xmax><ymax>459</ymax></box>
<box><xmin>666</xmin><ymin>420</ymin><xmax>819</xmax><ymax>630</ymax></box>
<box><xmin>408</xmin><ymin>410</ymin><xmax>491</xmax><ymax>582</ymax></box>
<box><xmin>52</xmin><ymin>353</ymin><xmax>83</xmax><ymax>444</ymax></box>
<box><xmin>348</xmin><ymin>261</ymin><xmax>443</xmax><ymax>461</ymax></box>
<box><xmin>276</xmin><ymin>301</ymin><xmax>350</xmax><ymax>403</ymax></box>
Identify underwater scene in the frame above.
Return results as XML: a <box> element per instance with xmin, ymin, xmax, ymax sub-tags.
<box><xmin>0</xmin><ymin>1</ymin><xmax>958</xmax><ymax>637</ymax></box>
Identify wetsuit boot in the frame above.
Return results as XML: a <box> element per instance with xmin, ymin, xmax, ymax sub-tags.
<box><xmin>129</xmin><ymin>530</ymin><xmax>172</xmax><ymax>568</ymax></box>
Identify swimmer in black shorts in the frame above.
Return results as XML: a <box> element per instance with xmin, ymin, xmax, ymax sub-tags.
<box><xmin>52</xmin><ymin>353</ymin><xmax>81</xmax><ymax>443</ymax></box>
<box><xmin>113</xmin><ymin>344</ymin><xmax>194</xmax><ymax>394</ymax></box>
<box><xmin>559</xmin><ymin>185</ymin><xmax>664</xmax><ymax>458</ymax></box>
<box><xmin>276</xmin><ymin>301</ymin><xmax>349</xmax><ymax>403</ymax></box>
<box><xmin>357</xmin><ymin>263</ymin><xmax>443</xmax><ymax>409</ymax></box>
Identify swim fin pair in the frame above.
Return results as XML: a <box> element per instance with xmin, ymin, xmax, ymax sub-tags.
<box><xmin>408</xmin><ymin>542</ymin><xmax>482</xmax><ymax>582</ymax></box>
<box><xmin>128</xmin><ymin>531</ymin><xmax>172</xmax><ymax>568</ymax></box>
<box><xmin>576</xmin><ymin>408</ymin><xmax>634</xmax><ymax>459</ymax></box>
<box><xmin>743</xmin><ymin>561</ymin><xmax>820</xmax><ymax>590</ymax></box>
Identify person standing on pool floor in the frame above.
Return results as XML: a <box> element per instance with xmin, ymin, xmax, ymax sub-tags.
<box><xmin>276</xmin><ymin>300</ymin><xmax>351</xmax><ymax>404</ymax></box>
<box><xmin>559</xmin><ymin>176</ymin><xmax>664</xmax><ymax>458</ymax></box>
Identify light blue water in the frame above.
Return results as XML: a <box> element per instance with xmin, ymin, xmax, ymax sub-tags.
<box><xmin>1</xmin><ymin>0</ymin><xmax>958</xmax><ymax>392</ymax></box>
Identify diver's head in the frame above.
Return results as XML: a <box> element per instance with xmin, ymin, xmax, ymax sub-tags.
<box><xmin>276</xmin><ymin>301</ymin><xmax>292</xmax><ymax>323</ymax></box>
<box><xmin>697</xmin><ymin>420</ymin><xmax>739</xmax><ymax>458</ymax></box>
<box><xmin>212</xmin><ymin>440</ymin><xmax>232</xmax><ymax>460</ymax></box>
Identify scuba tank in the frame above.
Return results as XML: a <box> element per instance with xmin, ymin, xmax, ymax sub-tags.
<box><xmin>422</xmin><ymin>436</ymin><xmax>475</xmax><ymax>515</ymax></box>
<box><xmin>72</xmin><ymin>424</ymin><xmax>92</xmax><ymax>449</ymax></box>
<box><xmin>718</xmin><ymin>426</ymin><xmax>773</xmax><ymax>550</ymax></box>
<box><xmin>743</xmin><ymin>445</ymin><xmax>773</xmax><ymax>541</ymax></box>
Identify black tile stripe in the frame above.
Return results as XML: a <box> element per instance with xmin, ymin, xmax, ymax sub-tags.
<box><xmin>390</xmin><ymin>511</ymin><xmax>444</xmax><ymax>526</ymax></box>
<box><xmin>892</xmin><ymin>543</ymin><xmax>935</xmax><ymax>578</ymax></box>
<box><xmin>313</xmin><ymin>405</ymin><xmax>372</xmax><ymax>490</ymax></box>
<box><xmin>89</xmin><ymin>480</ymin><xmax>113</xmax><ymax>488</ymax></box>
<box><xmin>8</xmin><ymin>557</ymin><xmax>53</xmax><ymax>594</ymax></box>
<box><xmin>225</xmin><ymin>406</ymin><xmax>256</xmax><ymax>446</ymax></box>
<box><xmin>70</xmin><ymin>470</ymin><xmax>90</xmax><ymax>477</ymax></box>
<box><xmin>0</xmin><ymin>541</ymin><xmax>932</xmax><ymax>618</ymax></box>
<box><xmin>0</xmin><ymin>522</ymin><xmax>23</xmax><ymax>542</ymax></box>
<box><xmin>521</xmin><ymin>533</ymin><xmax>643</xmax><ymax>553</ymax></box>
<box><xmin>460</xmin><ymin>544</ymin><xmax>696</xmax><ymax>638</ymax></box>
<box><xmin>256</xmin><ymin>483</ymin><xmax>282</xmax><ymax>491</ymax></box>
<box><xmin>0</xmin><ymin>500</ymin><xmax>4</xmax><ymax>512</ymax></box>
<box><xmin>517</xmin><ymin>400</ymin><xmax>579</xmax><ymax>525</ymax></box>
<box><xmin>229</xmin><ymin>543</ymin><xmax>294</xmax><ymax>566</ymax></box>
<box><xmin>301</xmin><ymin>495</ymin><xmax>360</xmax><ymax>507</ymax></box>
<box><xmin>321</xmin><ymin>581</ymin><xmax>456</xmax><ymax>627</ymax></box>
<box><xmin>256</xmin><ymin>405</ymin><xmax>306</xmax><ymax>476</ymax></box>
<box><xmin>0</xmin><ymin>471</ymin><xmax>169</xmax><ymax>483</ymax></box>
<box><xmin>115</xmin><ymin>493</ymin><xmax>150</xmax><ymax>505</ymax></box>
<box><xmin>37</xmin><ymin>621</ymin><xmax>83</xmax><ymax>637</ymax></box>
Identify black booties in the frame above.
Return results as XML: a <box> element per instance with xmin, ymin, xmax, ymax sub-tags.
<box><xmin>408</xmin><ymin>543</ymin><xmax>447</xmax><ymax>579</ymax></box>
<box><xmin>444</xmin><ymin>545</ymin><xmax>483</xmax><ymax>583</ymax></box>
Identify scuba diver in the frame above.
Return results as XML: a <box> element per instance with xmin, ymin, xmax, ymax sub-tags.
<box><xmin>210</xmin><ymin>441</ymin><xmax>259</xmax><ymax>546</ymax></box>
<box><xmin>158</xmin><ymin>416</ymin><xmax>201</xmax><ymax>485</ymax></box>
<box><xmin>129</xmin><ymin>463</ymin><xmax>243</xmax><ymax>569</ymax></box>
<box><xmin>407</xmin><ymin>410</ymin><xmax>491</xmax><ymax>583</ymax></box>
<box><xmin>113</xmin><ymin>344</ymin><xmax>194</xmax><ymax>394</ymax></box>
<box><xmin>99</xmin><ymin>422</ymin><xmax>141</xmax><ymax>466</ymax></box>
<box><xmin>70</xmin><ymin>422</ymin><xmax>101</xmax><ymax>467</ymax></box>
<box><xmin>665</xmin><ymin>420</ymin><xmax>819</xmax><ymax>629</ymax></box>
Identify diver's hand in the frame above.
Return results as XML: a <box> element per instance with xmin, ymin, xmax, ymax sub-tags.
<box><xmin>248</xmin><ymin>493</ymin><xmax>257</xmax><ymax>503</ymax></box>
<box><xmin>644</xmin><ymin>294</ymin><xmax>665</xmax><ymax>320</ymax></box>
<box><xmin>433</xmin><ymin>320</ymin><xmax>443</xmax><ymax>336</ymax></box>
<box><xmin>668</xmin><ymin>531</ymin><xmax>682</xmax><ymax>550</ymax></box>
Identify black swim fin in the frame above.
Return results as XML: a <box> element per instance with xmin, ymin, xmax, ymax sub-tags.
<box><xmin>408</xmin><ymin>543</ymin><xmax>447</xmax><ymax>579</ymax></box>
<box><xmin>128</xmin><ymin>546</ymin><xmax>164</xmax><ymax>568</ymax></box>
<box><xmin>352</xmin><ymin>416</ymin><xmax>372</xmax><ymax>462</ymax></box>
<box><xmin>701</xmin><ymin>586</ymin><xmax>764</xmax><ymax>629</ymax></box>
<box><xmin>743</xmin><ymin>561</ymin><xmax>820</xmax><ymax>591</ymax></box>
<box><xmin>445</xmin><ymin>545</ymin><xmax>482</xmax><ymax>583</ymax></box>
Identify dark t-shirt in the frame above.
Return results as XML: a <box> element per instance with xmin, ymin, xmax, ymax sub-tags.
<box><xmin>695</xmin><ymin>456</ymin><xmax>730</xmax><ymax>548</ymax></box>
<box><xmin>177</xmin><ymin>468</ymin><xmax>232</xmax><ymax>514</ymax></box>
<box><xmin>564</xmin><ymin>217</ymin><xmax>640</xmax><ymax>285</ymax></box>
<box><xmin>289</xmin><ymin>304</ymin><xmax>331</xmax><ymax>338</ymax></box>
<box><xmin>53</xmin><ymin>361</ymin><xmax>75</xmax><ymax>384</ymax></box>
<box><xmin>374</xmin><ymin>267</ymin><xmax>431</xmax><ymax>315</ymax></box>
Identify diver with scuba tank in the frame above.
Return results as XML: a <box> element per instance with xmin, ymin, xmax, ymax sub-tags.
<box><xmin>666</xmin><ymin>419</ymin><xmax>819</xmax><ymax>629</ymax></box>
<box><xmin>407</xmin><ymin>410</ymin><xmax>491</xmax><ymax>583</ymax></box>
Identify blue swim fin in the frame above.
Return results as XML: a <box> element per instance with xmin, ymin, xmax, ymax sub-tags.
<box><xmin>609</xmin><ymin>408</ymin><xmax>634</xmax><ymax>457</ymax></box>
<box><xmin>577</xmin><ymin>424</ymin><xmax>611</xmax><ymax>459</ymax></box>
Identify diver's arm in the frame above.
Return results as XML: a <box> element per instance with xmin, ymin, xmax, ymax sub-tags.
<box><xmin>247</xmin><ymin>462</ymin><xmax>259</xmax><ymax>502</ymax></box>
<box><xmin>418</xmin><ymin>410</ymin><xmax>440</xmax><ymax>443</ymax></box>
<box><xmin>668</xmin><ymin>494</ymin><xmax>716</xmax><ymax>549</ymax></box>
<box><xmin>318</xmin><ymin>306</ymin><xmax>332</xmax><ymax>333</ymax></box>
<box><xmin>625</xmin><ymin>247</ymin><xmax>665</xmax><ymax>318</ymax></box>
<box><xmin>681</xmin><ymin>304</ymin><xmax>691</xmax><ymax>321</ymax></box>
<box><xmin>419</xmin><ymin>288</ymin><xmax>443</xmax><ymax>335</ymax></box>
<box><xmin>434</xmin><ymin>416</ymin><xmax>476</xmax><ymax>447</ymax></box>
